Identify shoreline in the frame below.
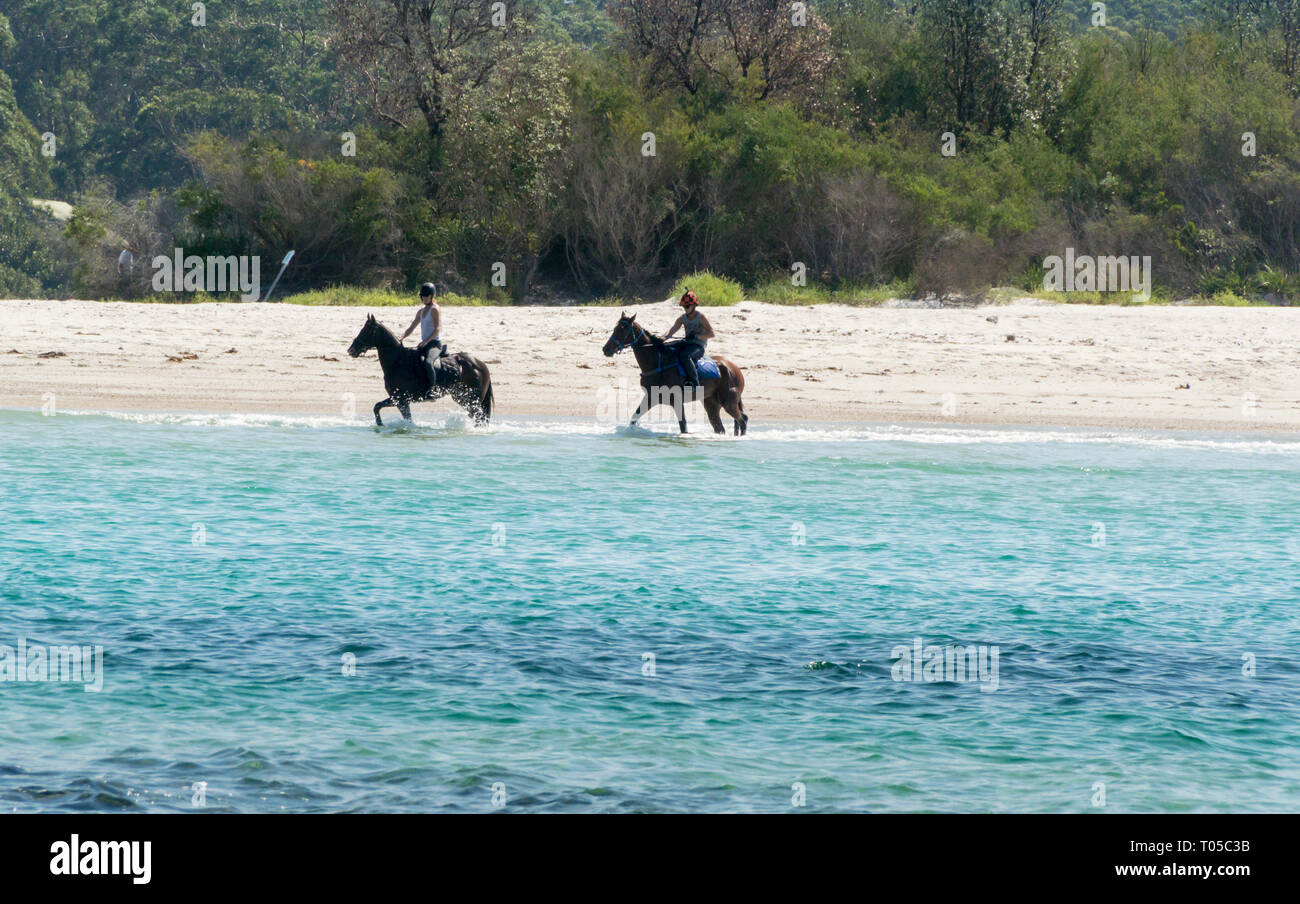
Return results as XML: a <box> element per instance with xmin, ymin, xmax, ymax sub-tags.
<box><xmin>6</xmin><ymin>404</ymin><xmax>1300</xmax><ymax>442</ymax></box>
<box><xmin>6</xmin><ymin>407</ymin><xmax>1300</xmax><ymax>449</ymax></box>
<box><xmin>2</xmin><ymin>299</ymin><xmax>1297</xmax><ymax>434</ymax></box>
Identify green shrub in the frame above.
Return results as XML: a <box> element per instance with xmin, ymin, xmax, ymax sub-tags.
<box><xmin>1210</xmin><ymin>290</ymin><xmax>1255</xmax><ymax>306</ymax></box>
<box><xmin>459</xmin><ymin>282</ymin><xmax>513</xmax><ymax>305</ymax></box>
<box><xmin>1197</xmin><ymin>268</ymin><xmax>1252</xmax><ymax>298</ymax></box>
<box><xmin>1017</xmin><ymin>263</ymin><xmax>1047</xmax><ymax>293</ymax></box>
<box><xmin>671</xmin><ymin>271</ymin><xmax>744</xmax><ymax>306</ymax></box>
<box><xmin>1256</xmin><ymin>265</ymin><xmax>1300</xmax><ymax>300</ymax></box>
<box><xmin>177</xmin><ymin>133</ymin><xmax>404</xmax><ymax>292</ymax></box>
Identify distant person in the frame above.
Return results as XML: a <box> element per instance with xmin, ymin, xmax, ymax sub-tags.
<box><xmin>663</xmin><ymin>289</ymin><xmax>714</xmax><ymax>387</ymax></box>
<box><xmin>400</xmin><ymin>282</ymin><xmax>444</xmax><ymax>387</ymax></box>
<box><xmin>117</xmin><ymin>246</ymin><xmax>136</xmax><ymax>276</ymax></box>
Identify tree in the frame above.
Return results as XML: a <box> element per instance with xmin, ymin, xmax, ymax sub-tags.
<box><xmin>609</xmin><ymin>0</ymin><xmax>714</xmax><ymax>94</ymax></box>
<box><xmin>715</xmin><ymin>0</ymin><xmax>833</xmax><ymax>99</ymax></box>
<box><xmin>0</xmin><ymin>19</ymin><xmax>63</xmax><ymax>296</ymax></box>
<box><xmin>608</xmin><ymin>0</ymin><xmax>831</xmax><ymax>100</ymax></box>
<box><xmin>921</xmin><ymin>0</ymin><xmax>1017</xmax><ymax>133</ymax></box>
<box><xmin>332</xmin><ymin>0</ymin><xmax>526</xmax><ymax>140</ymax></box>
<box><xmin>919</xmin><ymin>0</ymin><xmax>1069</xmax><ymax>136</ymax></box>
<box><xmin>440</xmin><ymin>42</ymin><xmax>573</xmax><ymax>300</ymax></box>
<box><xmin>1267</xmin><ymin>0</ymin><xmax>1300</xmax><ymax>90</ymax></box>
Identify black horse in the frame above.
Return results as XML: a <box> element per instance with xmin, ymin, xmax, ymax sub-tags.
<box><xmin>347</xmin><ymin>315</ymin><xmax>494</xmax><ymax>426</ymax></box>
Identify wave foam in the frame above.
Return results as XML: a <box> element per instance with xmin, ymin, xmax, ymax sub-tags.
<box><xmin>10</xmin><ymin>407</ymin><xmax>1299</xmax><ymax>454</ymax></box>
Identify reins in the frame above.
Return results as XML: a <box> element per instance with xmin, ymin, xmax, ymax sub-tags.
<box><xmin>609</xmin><ymin>322</ymin><xmax>681</xmax><ymax>376</ymax></box>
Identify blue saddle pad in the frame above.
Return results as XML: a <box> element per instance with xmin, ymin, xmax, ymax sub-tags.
<box><xmin>696</xmin><ymin>357</ymin><xmax>720</xmax><ymax>380</ymax></box>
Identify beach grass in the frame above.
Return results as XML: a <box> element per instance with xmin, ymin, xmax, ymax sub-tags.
<box><xmin>278</xmin><ymin>287</ymin><xmax>496</xmax><ymax>306</ymax></box>
<box><xmin>749</xmin><ymin>279</ymin><xmax>915</xmax><ymax>306</ymax></box>
<box><xmin>983</xmin><ymin>284</ymin><xmax>1283</xmax><ymax>306</ymax></box>
<box><xmin>69</xmin><ymin>287</ymin><xmax>501</xmax><ymax>305</ymax></box>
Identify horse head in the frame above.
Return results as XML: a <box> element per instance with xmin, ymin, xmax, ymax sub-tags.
<box><xmin>347</xmin><ymin>314</ymin><xmax>378</xmax><ymax>358</ymax></box>
<box><xmin>602</xmin><ymin>312</ymin><xmax>640</xmax><ymax>357</ymax></box>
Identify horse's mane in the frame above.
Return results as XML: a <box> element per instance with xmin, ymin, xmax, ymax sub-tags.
<box><xmin>623</xmin><ymin>317</ymin><xmax>666</xmax><ymax>347</ymax></box>
<box><xmin>368</xmin><ymin>316</ymin><xmax>403</xmax><ymax>349</ymax></box>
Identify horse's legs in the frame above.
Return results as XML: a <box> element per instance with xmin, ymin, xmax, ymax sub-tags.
<box><xmin>468</xmin><ymin>384</ymin><xmax>490</xmax><ymax>425</ymax></box>
<box><xmin>702</xmin><ymin>395</ymin><xmax>726</xmax><ymax>434</ymax></box>
<box><xmin>458</xmin><ymin>391</ymin><xmax>482</xmax><ymax>425</ymax></box>
<box><xmin>398</xmin><ymin>400</ymin><xmax>412</xmax><ymax>421</ymax></box>
<box><xmin>720</xmin><ymin>389</ymin><xmax>748</xmax><ymax>436</ymax></box>
<box><xmin>450</xmin><ymin>385</ymin><xmax>487</xmax><ymax>426</ymax></box>
<box><xmin>373</xmin><ymin>397</ymin><xmax>394</xmax><ymax>426</ymax></box>
<box><xmin>629</xmin><ymin>390</ymin><xmax>650</xmax><ymax>426</ymax></box>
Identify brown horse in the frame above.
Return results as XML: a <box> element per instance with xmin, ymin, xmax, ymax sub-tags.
<box><xmin>602</xmin><ymin>312</ymin><xmax>748</xmax><ymax>435</ymax></box>
<box><xmin>347</xmin><ymin>315</ymin><xmax>494</xmax><ymax>426</ymax></box>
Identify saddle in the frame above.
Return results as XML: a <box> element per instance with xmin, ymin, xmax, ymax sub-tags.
<box><xmin>673</xmin><ymin>355</ymin><xmax>720</xmax><ymax>381</ymax></box>
<box><xmin>431</xmin><ymin>356</ymin><xmax>460</xmax><ymax>389</ymax></box>
<box><xmin>419</xmin><ymin>346</ymin><xmax>460</xmax><ymax>393</ymax></box>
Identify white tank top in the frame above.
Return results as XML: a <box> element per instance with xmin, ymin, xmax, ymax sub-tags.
<box><xmin>420</xmin><ymin>305</ymin><xmax>440</xmax><ymax>342</ymax></box>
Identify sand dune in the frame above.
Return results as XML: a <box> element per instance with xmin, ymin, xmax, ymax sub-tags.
<box><xmin>2</xmin><ymin>298</ymin><xmax>1297</xmax><ymax>432</ymax></box>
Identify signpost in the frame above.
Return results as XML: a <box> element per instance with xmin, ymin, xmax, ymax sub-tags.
<box><xmin>262</xmin><ymin>250</ymin><xmax>295</xmax><ymax>302</ymax></box>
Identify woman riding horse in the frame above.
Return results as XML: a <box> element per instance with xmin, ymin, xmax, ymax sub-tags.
<box><xmin>347</xmin><ymin>314</ymin><xmax>494</xmax><ymax>426</ymax></box>
<box><xmin>602</xmin><ymin>303</ymin><xmax>748</xmax><ymax>436</ymax></box>
<box><xmin>662</xmin><ymin>290</ymin><xmax>714</xmax><ymax>387</ymax></box>
<box><xmin>399</xmin><ymin>282</ymin><xmax>446</xmax><ymax>389</ymax></box>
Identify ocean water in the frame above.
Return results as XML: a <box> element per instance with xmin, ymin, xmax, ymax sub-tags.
<box><xmin>1</xmin><ymin>407</ymin><xmax>1298</xmax><ymax>813</ymax></box>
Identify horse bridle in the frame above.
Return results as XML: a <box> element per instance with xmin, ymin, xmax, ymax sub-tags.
<box><xmin>609</xmin><ymin>320</ymin><xmax>648</xmax><ymax>353</ymax></box>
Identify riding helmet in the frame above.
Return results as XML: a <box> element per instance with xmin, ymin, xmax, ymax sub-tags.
<box><xmin>419</xmin><ymin>282</ymin><xmax>437</xmax><ymax>298</ymax></box>
<box><xmin>680</xmin><ymin>289</ymin><xmax>698</xmax><ymax>307</ymax></box>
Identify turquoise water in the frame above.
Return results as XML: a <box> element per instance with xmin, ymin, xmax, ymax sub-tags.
<box><xmin>1</xmin><ymin>407</ymin><xmax>1298</xmax><ymax>813</ymax></box>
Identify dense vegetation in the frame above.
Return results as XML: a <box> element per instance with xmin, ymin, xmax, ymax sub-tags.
<box><xmin>2</xmin><ymin>0</ymin><xmax>1300</xmax><ymax>303</ymax></box>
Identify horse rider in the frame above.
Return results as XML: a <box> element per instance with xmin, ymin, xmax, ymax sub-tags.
<box><xmin>663</xmin><ymin>289</ymin><xmax>714</xmax><ymax>387</ymax></box>
<box><xmin>401</xmin><ymin>282</ymin><xmax>444</xmax><ymax>389</ymax></box>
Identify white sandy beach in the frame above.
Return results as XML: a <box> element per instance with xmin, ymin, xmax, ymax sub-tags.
<box><xmin>1</xmin><ymin>298</ymin><xmax>1297</xmax><ymax>432</ymax></box>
